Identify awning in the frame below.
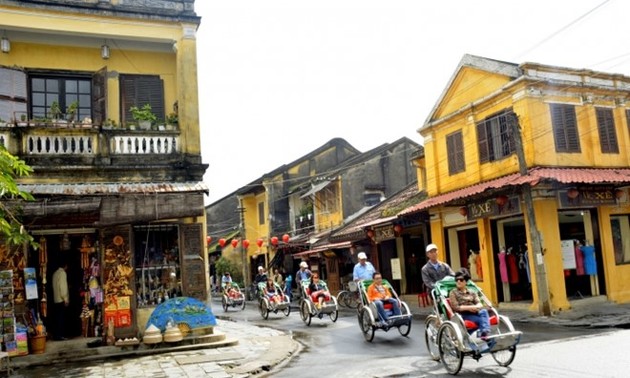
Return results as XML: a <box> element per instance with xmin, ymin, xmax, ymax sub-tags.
<box><xmin>294</xmin><ymin>241</ymin><xmax>353</xmax><ymax>258</ymax></box>
<box><xmin>361</xmin><ymin>216</ymin><xmax>398</xmax><ymax>228</ymax></box>
<box><xmin>17</xmin><ymin>181</ymin><xmax>209</xmax><ymax>195</ymax></box>
<box><xmin>398</xmin><ymin>167</ymin><xmax>630</xmax><ymax>216</ymax></box>
<box><xmin>300</xmin><ymin>180</ymin><xmax>332</xmax><ymax>198</ymax></box>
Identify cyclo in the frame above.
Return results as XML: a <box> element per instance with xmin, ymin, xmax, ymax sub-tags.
<box><xmin>220</xmin><ymin>282</ymin><xmax>246</xmax><ymax>312</ymax></box>
<box><xmin>356</xmin><ymin>279</ymin><xmax>412</xmax><ymax>342</ymax></box>
<box><xmin>257</xmin><ymin>281</ymin><xmax>291</xmax><ymax>320</ymax></box>
<box><xmin>298</xmin><ymin>279</ymin><xmax>339</xmax><ymax>326</ymax></box>
<box><xmin>424</xmin><ymin>276</ymin><xmax>522</xmax><ymax>375</ymax></box>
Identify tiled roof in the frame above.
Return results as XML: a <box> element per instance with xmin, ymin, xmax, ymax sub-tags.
<box><xmin>18</xmin><ymin>182</ymin><xmax>209</xmax><ymax>195</ymax></box>
<box><xmin>399</xmin><ymin>167</ymin><xmax>630</xmax><ymax>215</ymax></box>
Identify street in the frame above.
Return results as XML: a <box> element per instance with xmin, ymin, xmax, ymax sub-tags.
<box><xmin>13</xmin><ymin>298</ymin><xmax>623</xmax><ymax>377</ymax></box>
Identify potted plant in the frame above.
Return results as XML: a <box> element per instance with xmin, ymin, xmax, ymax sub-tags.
<box><xmin>18</xmin><ymin>113</ymin><xmax>28</xmax><ymax>127</ymax></box>
<box><xmin>66</xmin><ymin>100</ymin><xmax>79</xmax><ymax>125</ymax></box>
<box><xmin>130</xmin><ymin>104</ymin><xmax>157</xmax><ymax>130</ymax></box>
<box><xmin>50</xmin><ymin>101</ymin><xmax>62</xmax><ymax>120</ymax></box>
<box><xmin>102</xmin><ymin>118</ymin><xmax>117</xmax><ymax>130</ymax></box>
<box><xmin>166</xmin><ymin>112</ymin><xmax>178</xmax><ymax>130</ymax></box>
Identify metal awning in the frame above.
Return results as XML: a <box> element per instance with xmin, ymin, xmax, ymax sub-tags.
<box><xmin>300</xmin><ymin>180</ymin><xmax>332</xmax><ymax>198</ymax></box>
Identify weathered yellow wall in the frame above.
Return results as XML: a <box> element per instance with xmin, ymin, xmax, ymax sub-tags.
<box><xmin>315</xmin><ymin>180</ymin><xmax>343</xmax><ymax>231</ymax></box>
<box><xmin>598</xmin><ymin>205</ymin><xmax>630</xmax><ymax>303</ymax></box>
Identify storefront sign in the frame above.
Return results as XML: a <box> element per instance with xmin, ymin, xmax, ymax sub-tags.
<box><xmin>561</xmin><ymin>240</ymin><xmax>577</xmax><ymax>269</ymax></box>
<box><xmin>390</xmin><ymin>258</ymin><xmax>402</xmax><ymax>280</ymax></box>
<box><xmin>466</xmin><ymin>196</ymin><xmax>521</xmax><ymax>220</ymax></box>
<box><xmin>374</xmin><ymin>225</ymin><xmax>395</xmax><ymax>242</ymax></box>
<box><xmin>558</xmin><ymin>187</ymin><xmax>617</xmax><ymax>208</ymax></box>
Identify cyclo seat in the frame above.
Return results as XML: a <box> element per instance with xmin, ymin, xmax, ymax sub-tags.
<box><xmin>434</xmin><ymin>276</ymin><xmax>498</xmax><ymax>330</ymax></box>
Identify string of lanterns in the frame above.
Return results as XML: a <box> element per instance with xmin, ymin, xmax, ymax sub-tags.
<box><xmin>208</xmin><ymin>233</ymin><xmax>292</xmax><ymax>250</ymax></box>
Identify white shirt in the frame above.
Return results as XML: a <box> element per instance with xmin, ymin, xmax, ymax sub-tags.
<box><xmin>52</xmin><ymin>267</ymin><xmax>69</xmax><ymax>304</ymax></box>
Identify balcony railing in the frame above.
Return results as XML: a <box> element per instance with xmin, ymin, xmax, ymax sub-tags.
<box><xmin>294</xmin><ymin>215</ymin><xmax>314</xmax><ymax>235</ymax></box>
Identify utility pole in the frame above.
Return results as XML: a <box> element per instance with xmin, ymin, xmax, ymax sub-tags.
<box><xmin>510</xmin><ymin>114</ymin><xmax>552</xmax><ymax>316</ymax></box>
<box><xmin>236</xmin><ymin>202</ymin><xmax>248</xmax><ymax>290</ymax></box>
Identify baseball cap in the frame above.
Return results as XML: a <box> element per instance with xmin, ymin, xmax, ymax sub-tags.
<box><xmin>426</xmin><ymin>244</ymin><xmax>438</xmax><ymax>253</ymax></box>
<box><xmin>258</xmin><ymin>266</ymin><xmax>263</xmax><ymax>271</ymax></box>
<box><xmin>357</xmin><ymin>252</ymin><xmax>367</xmax><ymax>260</ymax></box>
<box><xmin>300</xmin><ymin>261</ymin><xmax>308</xmax><ymax>268</ymax></box>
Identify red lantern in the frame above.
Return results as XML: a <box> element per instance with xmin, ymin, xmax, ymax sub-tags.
<box><xmin>459</xmin><ymin>207</ymin><xmax>468</xmax><ymax>217</ymax></box>
<box><xmin>366</xmin><ymin>229</ymin><xmax>374</xmax><ymax>239</ymax></box>
<box><xmin>567</xmin><ymin>188</ymin><xmax>579</xmax><ymax>199</ymax></box>
<box><xmin>615</xmin><ymin>189</ymin><xmax>624</xmax><ymax>199</ymax></box>
<box><xmin>282</xmin><ymin>234</ymin><xmax>290</xmax><ymax>243</ymax></box>
<box><xmin>218</xmin><ymin>238</ymin><xmax>226</xmax><ymax>247</ymax></box>
<box><xmin>271</xmin><ymin>236</ymin><xmax>279</xmax><ymax>246</ymax></box>
<box><xmin>231</xmin><ymin>239</ymin><xmax>238</xmax><ymax>248</ymax></box>
<box><xmin>496</xmin><ymin>195</ymin><xmax>508</xmax><ymax>207</ymax></box>
<box><xmin>256</xmin><ymin>238</ymin><xmax>264</xmax><ymax>247</ymax></box>
<box><xmin>243</xmin><ymin>239</ymin><xmax>250</xmax><ymax>249</ymax></box>
<box><xmin>206</xmin><ymin>236</ymin><xmax>212</xmax><ymax>245</ymax></box>
<box><xmin>393</xmin><ymin>224</ymin><xmax>403</xmax><ymax>234</ymax></box>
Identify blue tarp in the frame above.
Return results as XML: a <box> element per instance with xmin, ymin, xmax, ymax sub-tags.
<box><xmin>145</xmin><ymin>297</ymin><xmax>217</xmax><ymax>331</ymax></box>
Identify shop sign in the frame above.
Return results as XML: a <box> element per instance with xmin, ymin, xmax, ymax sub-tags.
<box><xmin>558</xmin><ymin>187</ymin><xmax>617</xmax><ymax>208</ymax></box>
<box><xmin>466</xmin><ymin>196</ymin><xmax>521</xmax><ymax>220</ymax></box>
<box><xmin>374</xmin><ymin>225</ymin><xmax>395</xmax><ymax>242</ymax></box>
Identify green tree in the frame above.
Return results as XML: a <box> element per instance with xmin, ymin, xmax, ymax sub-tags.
<box><xmin>0</xmin><ymin>146</ymin><xmax>36</xmax><ymax>247</ymax></box>
<box><xmin>214</xmin><ymin>256</ymin><xmax>243</xmax><ymax>286</ymax></box>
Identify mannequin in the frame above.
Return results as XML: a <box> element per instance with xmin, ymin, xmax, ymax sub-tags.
<box><xmin>580</xmin><ymin>243</ymin><xmax>600</xmax><ymax>296</ymax></box>
<box><xmin>498</xmin><ymin>247</ymin><xmax>510</xmax><ymax>302</ymax></box>
<box><xmin>468</xmin><ymin>251</ymin><xmax>479</xmax><ymax>280</ymax></box>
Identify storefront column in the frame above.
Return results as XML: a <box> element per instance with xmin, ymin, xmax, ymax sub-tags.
<box><xmin>429</xmin><ymin>214</ymin><xmax>446</xmax><ymax>261</ymax></box>
<box><xmin>527</xmin><ymin>198</ymin><xmax>570</xmax><ymax>312</ymax></box>
<box><xmin>476</xmin><ymin>218</ymin><xmax>498</xmax><ymax>304</ymax></box>
<box><xmin>599</xmin><ymin>205</ymin><xmax>630</xmax><ymax>303</ymax></box>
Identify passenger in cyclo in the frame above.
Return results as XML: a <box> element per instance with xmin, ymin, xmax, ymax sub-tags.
<box><xmin>367</xmin><ymin>272</ymin><xmax>401</xmax><ymax>326</ymax></box>
<box><xmin>449</xmin><ymin>269</ymin><xmax>491</xmax><ymax>340</ymax></box>
<box><xmin>263</xmin><ymin>278</ymin><xmax>284</xmax><ymax>307</ymax></box>
<box><xmin>308</xmin><ymin>273</ymin><xmax>331</xmax><ymax>309</ymax></box>
<box><xmin>224</xmin><ymin>282</ymin><xmax>240</xmax><ymax>299</ymax></box>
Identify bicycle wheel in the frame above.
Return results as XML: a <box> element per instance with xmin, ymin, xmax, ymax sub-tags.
<box><xmin>491</xmin><ymin>316</ymin><xmax>517</xmax><ymax>367</ymax></box>
<box><xmin>438</xmin><ymin>323</ymin><xmax>463</xmax><ymax>375</ymax></box>
<box><xmin>347</xmin><ymin>291</ymin><xmax>360</xmax><ymax>309</ymax></box>
<box><xmin>336</xmin><ymin>291</ymin><xmax>349</xmax><ymax>308</ymax></box>
<box><xmin>424</xmin><ymin>315</ymin><xmax>440</xmax><ymax>361</ymax></box>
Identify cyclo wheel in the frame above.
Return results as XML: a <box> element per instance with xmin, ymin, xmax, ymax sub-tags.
<box><xmin>240</xmin><ymin>297</ymin><xmax>246</xmax><ymax>310</ymax></box>
<box><xmin>398</xmin><ymin>319</ymin><xmax>411</xmax><ymax>337</ymax></box>
<box><xmin>259</xmin><ymin>298</ymin><xmax>269</xmax><ymax>320</ymax></box>
<box><xmin>300</xmin><ymin>300</ymin><xmax>311</xmax><ymax>326</ymax></box>
<box><xmin>329</xmin><ymin>296</ymin><xmax>339</xmax><ymax>322</ymax></box>
<box><xmin>347</xmin><ymin>291</ymin><xmax>360</xmax><ymax>309</ymax></box>
<box><xmin>222</xmin><ymin>296</ymin><xmax>228</xmax><ymax>312</ymax></box>
<box><xmin>424</xmin><ymin>315</ymin><xmax>441</xmax><ymax>361</ymax></box>
<box><xmin>491</xmin><ymin>316</ymin><xmax>517</xmax><ymax>367</ymax></box>
<box><xmin>336</xmin><ymin>291</ymin><xmax>349</xmax><ymax>308</ymax></box>
<box><xmin>283</xmin><ymin>302</ymin><xmax>291</xmax><ymax>317</ymax></box>
<box><xmin>438</xmin><ymin>322</ymin><xmax>464</xmax><ymax>375</ymax></box>
<box><xmin>360</xmin><ymin>307</ymin><xmax>375</xmax><ymax>342</ymax></box>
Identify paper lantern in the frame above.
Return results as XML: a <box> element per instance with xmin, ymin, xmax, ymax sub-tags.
<box><xmin>243</xmin><ymin>239</ymin><xmax>250</xmax><ymax>249</ymax></box>
<box><xmin>271</xmin><ymin>236</ymin><xmax>279</xmax><ymax>246</ymax></box>
<box><xmin>615</xmin><ymin>189</ymin><xmax>624</xmax><ymax>199</ymax></box>
<box><xmin>567</xmin><ymin>188</ymin><xmax>579</xmax><ymax>199</ymax></box>
<box><xmin>282</xmin><ymin>234</ymin><xmax>290</xmax><ymax>243</ymax></box>
<box><xmin>459</xmin><ymin>207</ymin><xmax>468</xmax><ymax>217</ymax></box>
<box><xmin>231</xmin><ymin>239</ymin><xmax>238</xmax><ymax>248</ymax></box>
<box><xmin>218</xmin><ymin>238</ymin><xmax>226</xmax><ymax>248</ymax></box>
<box><xmin>393</xmin><ymin>224</ymin><xmax>403</xmax><ymax>234</ymax></box>
<box><xmin>496</xmin><ymin>195</ymin><xmax>508</xmax><ymax>206</ymax></box>
<box><xmin>366</xmin><ymin>229</ymin><xmax>374</xmax><ymax>239</ymax></box>
<box><xmin>256</xmin><ymin>238</ymin><xmax>264</xmax><ymax>247</ymax></box>
<box><xmin>206</xmin><ymin>236</ymin><xmax>212</xmax><ymax>245</ymax></box>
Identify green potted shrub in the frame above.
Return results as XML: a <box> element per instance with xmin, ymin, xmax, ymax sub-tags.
<box><xmin>66</xmin><ymin>100</ymin><xmax>79</xmax><ymax>125</ymax></box>
<box><xmin>166</xmin><ymin>112</ymin><xmax>178</xmax><ymax>130</ymax></box>
<box><xmin>130</xmin><ymin>104</ymin><xmax>157</xmax><ymax>130</ymax></box>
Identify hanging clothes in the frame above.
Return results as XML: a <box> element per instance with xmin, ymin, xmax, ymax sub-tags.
<box><xmin>507</xmin><ymin>252</ymin><xmax>519</xmax><ymax>284</ymax></box>
<box><xmin>574</xmin><ymin>244</ymin><xmax>585</xmax><ymax>275</ymax></box>
<box><xmin>498</xmin><ymin>250</ymin><xmax>509</xmax><ymax>283</ymax></box>
<box><xmin>469</xmin><ymin>253</ymin><xmax>479</xmax><ymax>280</ymax></box>
<box><xmin>580</xmin><ymin>245</ymin><xmax>597</xmax><ymax>275</ymax></box>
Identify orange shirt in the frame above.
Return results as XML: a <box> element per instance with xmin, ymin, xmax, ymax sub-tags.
<box><xmin>367</xmin><ymin>283</ymin><xmax>391</xmax><ymax>302</ymax></box>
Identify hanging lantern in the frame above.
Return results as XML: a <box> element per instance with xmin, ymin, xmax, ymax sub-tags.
<box><xmin>231</xmin><ymin>239</ymin><xmax>238</xmax><ymax>248</ymax></box>
<box><xmin>459</xmin><ymin>207</ymin><xmax>468</xmax><ymax>217</ymax></box>
<box><xmin>393</xmin><ymin>224</ymin><xmax>403</xmax><ymax>234</ymax></box>
<box><xmin>282</xmin><ymin>234</ymin><xmax>290</xmax><ymax>243</ymax></box>
<box><xmin>366</xmin><ymin>229</ymin><xmax>374</xmax><ymax>239</ymax></box>
<box><xmin>271</xmin><ymin>236</ymin><xmax>279</xmax><ymax>246</ymax></box>
<box><xmin>243</xmin><ymin>239</ymin><xmax>250</xmax><ymax>249</ymax></box>
<box><xmin>256</xmin><ymin>238</ymin><xmax>264</xmax><ymax>247</ymax></box>
<box><xmin>206</xmin><ymin>236</ymin><xmax>212</xmax><ymax>245</ymax></box>
<box><xmin>496</xmin><ymin>195</ymin><xmax>508</xmax><ymax>207</ymax></box>
<box><xmin>567</xmin><ymin>188</ymin><xmax>579</xmax><ymax>199</ymax></box>
<box><xmin>615</xmin><ymin>188</ymin><xmax>625</xmax><ymax>199</ymax></box>
<box><xmin>218</xmin><ymin>238</ymin><xmax>226</xmax><ymax>247</ymax></box>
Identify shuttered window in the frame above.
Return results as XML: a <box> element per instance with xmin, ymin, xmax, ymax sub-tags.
<box><xmin>595</xmin><ymin>108</ymin><xmax>618</xmax><ymax>153</ymax></box>
<box><xmin>476</xmin><ymin>109</ymin><xmax>516</xmax><ymax>163</ymax></box>
<box><xmin>446</xmin><ymin>130</ymin><xmax>465</xmax><ymax>175</ymax></box>
<box><xmin>550</xmin><ymin>104</ymin><xmax>581</xmax><ymax>153</ymax></box>
<box><xmin>0</xmin><ymin>66</ymin><xmax>27</xmax><ymax>122</ymax></box>
<box><xmin>120</xmin><ymin>74</ymin><xmax>165</xmax><ymax>125</ymax></box>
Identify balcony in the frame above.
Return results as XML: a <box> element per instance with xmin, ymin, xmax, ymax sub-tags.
<box><xmin>294</xmin><ymin>214</ymin><xmax>314</xmax><ymax>235</ymax></box>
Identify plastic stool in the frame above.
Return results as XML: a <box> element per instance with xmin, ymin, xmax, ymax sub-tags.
<box><xmin>417</xmin><ymin>292</ymin><xmax>431</xmax><ymax>307</ymax></box>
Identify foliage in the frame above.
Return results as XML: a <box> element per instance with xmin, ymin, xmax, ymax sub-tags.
<box><xmin>49</xmin><ymin>101</ymin><xmax>62</xmax><ymax>120</ymax></box>
<box><xmin>166</xmin><ymin>112</ymin><xmax>178</xmax><ymax>125</ymax></box>
<box><xmin>130</xmin><ymin>104</ymin><xmax>157</xmax><ymax>123</ymax></box>
<box><xmin>214</xmin><ymin>256</ymin><xmax>243</xmax><ymax>285</ymax></box>
<box><xmin>0</xmin><ymin>146</ymin><xmax>36</xmax><ymax>247</ymax></box>
<box><xmin>66</xmin><ymin>100</ymin><xmax>79</xmax><ymax>122</ymax></box>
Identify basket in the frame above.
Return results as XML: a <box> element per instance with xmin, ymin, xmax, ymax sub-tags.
<box><xmin>30</xmin><ymin>335</ymin><xmax>46</xmax><ymax>354</ymax></box>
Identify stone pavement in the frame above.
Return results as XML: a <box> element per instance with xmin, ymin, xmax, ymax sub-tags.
<box><xmin>9</xmin><ymin>295</ymin><xmax>630</xmax><ymax>377</ymax></box>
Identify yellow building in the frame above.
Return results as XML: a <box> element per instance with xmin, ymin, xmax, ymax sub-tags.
<box><xmin>403</xmin><ymin>55</ymin><xmax>630</xmax><ymax>313</ymax></box>
<box><xmin>0</xmin><ymin>1</ymin><xmax>208</xmax><ymax>339</ymax></box>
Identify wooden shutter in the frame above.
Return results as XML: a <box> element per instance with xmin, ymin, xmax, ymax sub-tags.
<box><xmin>0</xmin><ymin>66</ymin><xmax>27</xmax><ymax>122</ymax></box>
<box><xmin>119</xmin><ymin>74</ymin><xmax>165</xmax><ymax>124</ymax></box>
<box><xmin>476</xmin><ymin>121</ymin><xmax>489</xmax><ymax>163</ymax></box>
<box><xmin>596</xmin><ymin>107</ymin><xmax>619</xmax><ymax>153</ymax></box>
<box><xmin>92</xmin><ymin>67</ymin><xmax>107</xmax><ymax>125</ymax></box>
<box><xmin>550</xmin><ymin>104</ymin><xmax>580</xmax><ymax>153</ymax></box>
<box><xmin>447</xmin><ymin>130</ymin><xmax>465</xmax><ymax>175</ymax></box>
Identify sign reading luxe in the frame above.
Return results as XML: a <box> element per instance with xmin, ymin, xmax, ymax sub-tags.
<box><xmin>558</xmin><ymin>187</ymin><xmax>618</xmax><ymax>208</ymax></box>
<box><xmin>465</xmin><ymin>196</ymin><xmax>521</xmax><ymax>220</ymax></box>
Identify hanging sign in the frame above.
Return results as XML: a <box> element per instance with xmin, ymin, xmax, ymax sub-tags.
<box><xmin>24</xmin><ymin>267</ymin><xmax>38</xmax><ymax>300</ymax></box>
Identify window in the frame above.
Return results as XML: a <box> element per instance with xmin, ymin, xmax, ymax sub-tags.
<box><xmin>120</xmin><ymin>74</ymin><xmax>165</xmax><ymax>125</ymax></box>
<box><xmin>550</xmin><ymin>104</ymin><xmax>581</xmax><ymax>153</ymax></box>
<box><xmin>30</xmin><ymin>75</ymin><xmax>92</xmax><ymax>121</ymax></box>
<box><xmin>595</xmin><ymin>108</ymin><xmax>619</xmax><ymax>153</ymax></box>
<box><xmin>133</xmin><ymin>224</ymin><xmax>181</xmax><ymax>307</ymax></box>
<box><xmin>611</xmin><ymin>214</ymin><xmax>630</xmax><ymax>265</ymax></box>
<box><xmin>320</xmin><ymin>184</ymin><xmax>339</xmax><ymax>212</ymax></box>
<box><xmin>446</xmin><ymin>130</ymin><xmax>465</xmax><ymax>175</ymax></box>
<box><xmin>364</xmin><ymin>191</ymin><xmax>384</xmax><ymax>206</ymax></box>
<box><xmin>476</xmin><ymin>110</ymin><xmax>516</xmax><ymax>163</ymax></box>
<box><xmin>258</xmin><ymin>202</ymin><xmax>265</xmax><ymax>225</ymax></box>
<box><xmin>626</xmin><ymin>109</ymin><xmax>630</xmax><ymax>136</ymax></box>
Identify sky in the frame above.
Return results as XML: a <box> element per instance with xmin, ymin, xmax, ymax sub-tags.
<box><xmin>195</xmin><ymin>0</ymin><xmax>630</xmax><ymax>204</ymax></box>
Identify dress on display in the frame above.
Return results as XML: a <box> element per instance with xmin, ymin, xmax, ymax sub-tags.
<box><xmin>498</xmin><ymin>251</ymin><xmax>509</xmax><ymax>283</ymax></box>
<box><xmin>574</xmin><ymin>245</ymin><xmax>585</xmax><ymax>275</ymax></box>
<box><xmin>580</xmin><ymin>245</ymin><xmax>597</xmax><ymax>275</ymax></box>
<box><xmin>507</xmin><ymin>253</ymin><xmax>519</xmax><ymax>284</ymax></box>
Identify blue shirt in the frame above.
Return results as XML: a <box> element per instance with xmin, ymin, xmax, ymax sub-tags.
<box><xmin>353</xmin><ymin>261</ymin><xmax>376</xmax><ymax>281</ymax></box>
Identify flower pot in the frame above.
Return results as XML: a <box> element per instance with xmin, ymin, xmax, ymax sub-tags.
<box><xmin>139</xmin><ymin>120</ymin><xmax>151</xmax><ymax>130</ymax></box>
